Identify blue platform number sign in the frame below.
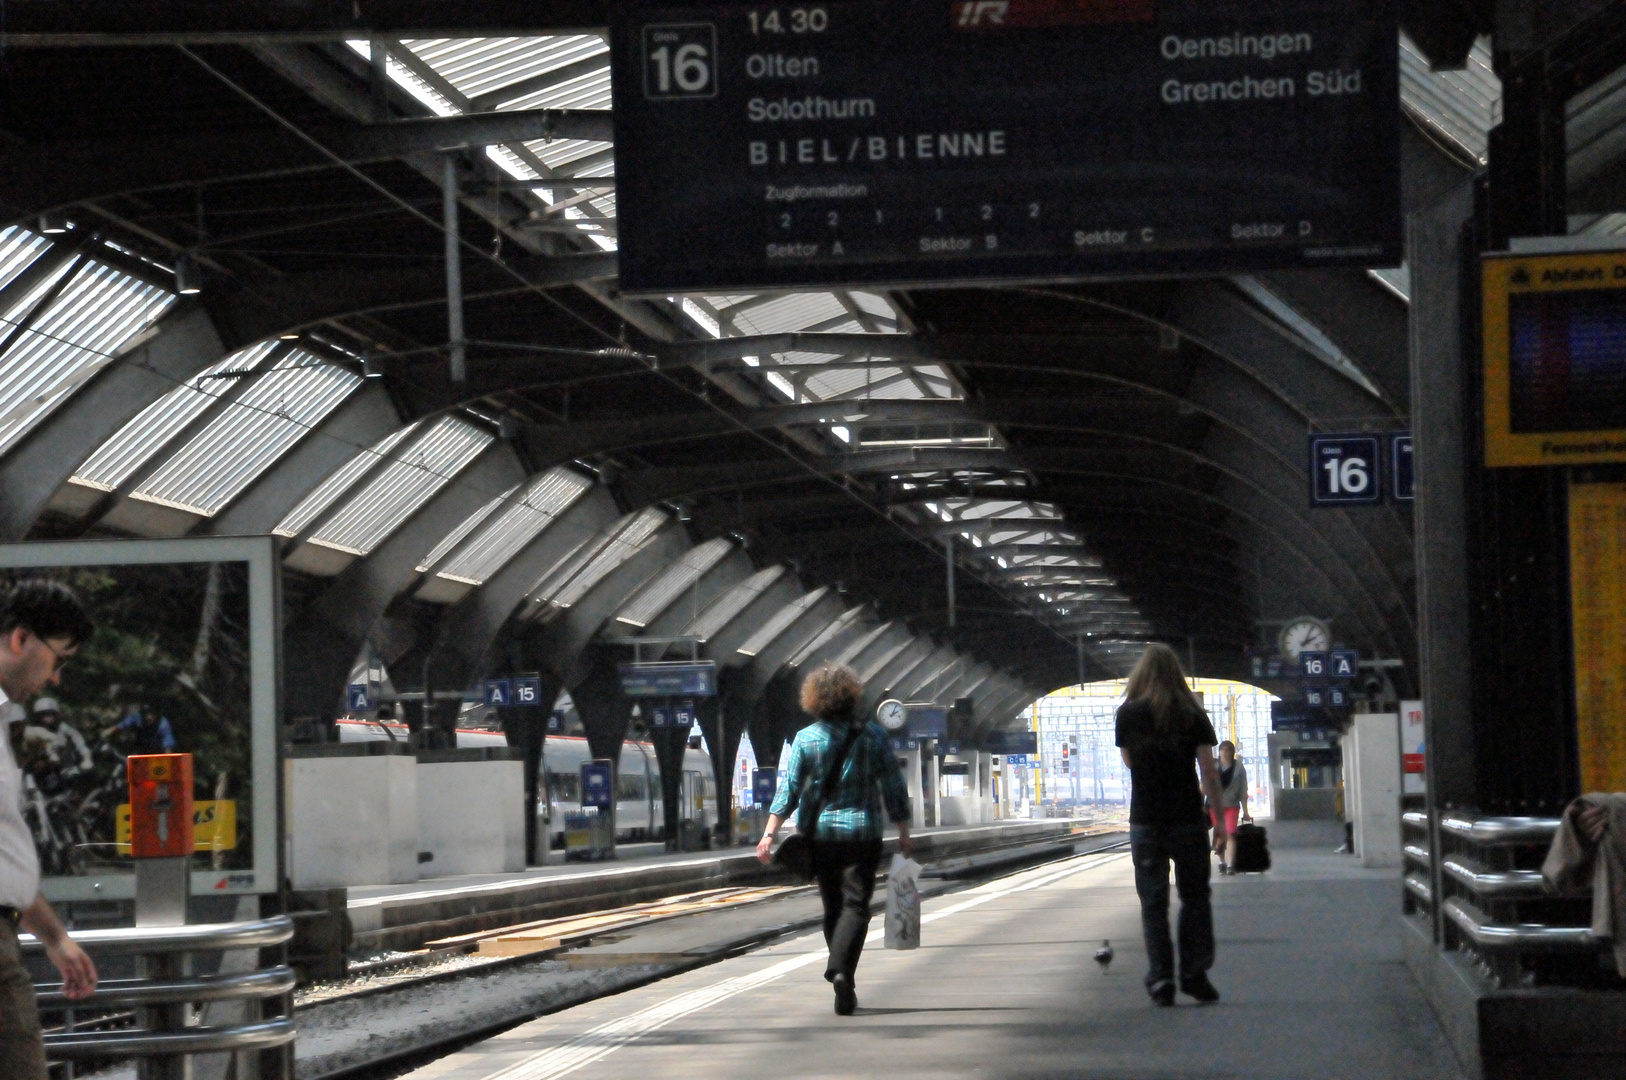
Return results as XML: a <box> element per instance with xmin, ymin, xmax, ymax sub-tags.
<box><xmin>1300</xmin><ymin>650</ymin><xmax>1328</xmax><ymax>679</ymax></box>
<box><xmin>1304</xmin><ymin>683</ymin><xmax>1328</xmax><ymax>708</ymax></box>
<box><xmin>581</xmin><ymin>760</ymin><xmax>614</xmax><ymax>811</ymax></box>
<box><xmin>1328</xmin><ymin>684</ymin><xmax>1350</xmax><ymax>709</ymax></box>
<box><xmin>1310</xmin><ymin>434</ymin><xmax>1382</xmax><ymax>506</ymax></box>
<box><xmin>1391</xmin><ymin>433</ymin><xmax>1415</xmax><ymax>502</ymax></box>
<box><xmin>651</xmin><ymin>705</ymin><xmax>671</xmax><ymax>729</ymax></box>
<box><xmin>751</xmin><ymin>768</ymin><xmax>777</xmax><ymax>808</ymax></box>
<box><xmin>512</xmin><ymin>676</ymin><xmax>542</xmax><ymax>706</ymax></box>
<box><xmin>346</xmin><ymin>684</ymin><xmax>370</xmax><ymax>712</ymax></box>
<box><xmin>1329</xmin><ymin>648</ymin><xmax>1360</xmax><ymax>680</ymax></box>
<box><xmin>674</xmin><ymin>699</ymin><xmax>696</xmax><ymax>728</ymax></box>
<box><xmin>484</xmin><ymin>678</ymin><xmax>512</xmax><ymax>707</ymax></box>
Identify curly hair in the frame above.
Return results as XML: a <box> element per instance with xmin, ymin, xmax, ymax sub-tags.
<box><xmin>800</xmin><ymin>662</ymin><xmax>863</xmax><ymax>721</ymax></box>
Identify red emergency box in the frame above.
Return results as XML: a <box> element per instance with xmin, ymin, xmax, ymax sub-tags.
<box><xmin>127</xmin><ymin>754</ymin><xmax>194</xmax><ymax>859</ymax></box>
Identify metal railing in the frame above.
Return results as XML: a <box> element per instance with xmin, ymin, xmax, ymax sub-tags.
<box><xmin>1404</xmin><ymin>811</ymin><xmax>1600</xmax><ymax>988</ymax></box>
<box><xmin>24</xmin><ymin>915</ymin><xmax>295</xmax><ymax>1077</ymax></box>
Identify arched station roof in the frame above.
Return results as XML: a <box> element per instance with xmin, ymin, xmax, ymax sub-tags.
<box><xmin>0</xmin><ymin>17</ymin><xmax>1623</xmax><ymax>727</ymax></box>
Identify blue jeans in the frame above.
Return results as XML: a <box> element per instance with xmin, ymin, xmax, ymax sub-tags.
<box><xmin>1129</xmin><ymin>822</ymin><xmax>1214</xmax><ymax>990</ymax></box>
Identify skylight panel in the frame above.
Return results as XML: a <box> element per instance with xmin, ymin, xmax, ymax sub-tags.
<box><xmin>417</xmin><ymin>493</ymin><xmax>505</xmax><ymax>573</ymax></box>
<box><xmin>684</xmin><ymin>565</ymin><xmax>786</xmax><ymax>642</ymax></box>
<box><xmin>614</xmin><ymin>537</ymin><xmax>734</xmax><ymax>629</ymax></box>
<box><xmin>402</xmin><ymin>35</ymin><xmax>606</xmax><ymax>101</ymax></box>
<box><xmin>272</xmin><ymin>421</ymin><xmax>422</xmax><ymax>538</ymax></box>
<box><xmin>304</xmin><ymin>416</ymin><xmax>493</xmax><ymax>556</ymax></box>
<box><xmin>729</xmin><ymin>292</ymin><xmax>850</xmax><ymax>336</ymax></box>
<box><xmin>131</xmin><ymin>350</ymin><xmax>361</xmax><ymax>516</ymax></box>
<box><xmin>502</xmin><ymin>68</ymin><xmax>612</xmax><ymax>111</ymax></box>
<box><xmin>788</xmin><ymin>606</ymin><xmax>865</xmax><ymax>667</ymax></box>
<box><xmin>0</xmin><ymin>261</ymin><xmax>174</xmax><ymax>460</ymax></box>
<box><xmin>736</xmin><ymin>586</ymin><xmax>829</xmax><ymax>658</ymax></box>
<box><xmin>432</xmin><ymin>465</ymin><xmax>594</xmax><ymax>585</ymax></box>
<box><xmin>547</xmin><ymin>506</ymin><xmax>668</xmax><ymax>609</ymax></box>
<box><xmin>73</xmin><ymin>340</ymin><xmax>281</xmax><ymax>492</ymax></box>
<box><xmin>0</xmin><ymin>227</ymin><xmax>52</xmax><ymax>295</ymax></box>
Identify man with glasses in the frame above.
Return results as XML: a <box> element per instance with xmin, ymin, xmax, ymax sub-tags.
<box><xmin>0</xmin><ymin>579</ymin><xmax>97</xmax><ymax>1077</ymax></box>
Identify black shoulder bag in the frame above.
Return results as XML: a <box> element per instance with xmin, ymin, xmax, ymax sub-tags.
<box><xmin>772</xmin><ymin>723</ymin><xmax>864</xmax><ymax>882</ymax></box>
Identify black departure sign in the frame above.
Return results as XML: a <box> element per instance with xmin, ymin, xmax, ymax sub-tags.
<box><xmin>610</xmin><ymin>0</ymin><xmax>1401</xmax><ymax>293</ymax></box>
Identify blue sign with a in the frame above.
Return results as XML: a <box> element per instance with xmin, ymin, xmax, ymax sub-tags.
<box><xmin>617</xmin><ymin>662</ymin><xmax>717</xmax><ymax>697</ymax></box>
<box><xmin>1329</xmin><ymin>648</ymin><xmax>1360</xmax><ymax>680</ymax></box>
<box><xmin>346</xmin><ymin>684</ymin><xmax>370</xmax><ymax>712</ymax></box>
<box><xmin>484</xmin><ymin>678</ymin><xmax>512</xmax><ymax>707</ymax></box>
<box><xmin>1391</xmin><ymin>433</ymin><xmax>1415</xmax><ymax>502</ymax></box>
<box><xmin>581</xmin><ymin>760</ymin><xmax>614</xmax><ymax>811</ymax></box>
<box><xmin>752</xmin><ymin>768</ymin><xmax>777</xmax><ymax>807</ymax></box>
<box><xmin>1310</xmin><ymin>434</ymin><xmax>1382</xmax><ymax>506</ymax></box>
<box><xmin>512</xmin><ymin>676</ymin><xmax>543</xmax><ymax>706</ymax></box>
<box><xmin>1300</xmin><ymin>650</ymin><xmax>1329</xmax><ymax>679</ymax></box>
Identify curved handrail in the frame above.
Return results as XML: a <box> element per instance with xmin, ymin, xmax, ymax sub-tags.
<box><xmin>1438</xmin><ymin>816</ymin><xmax>1560</xmax><ymax>845</ymax></box>
<box><xmin>43</xmin><ymin>1018</ymin><xmax>295</xmax><ymax>1060</ymax></box>
<box><xmin>1442</xmin><ymin>898</ymin><xmax>1594</xmax><ymax>950</ymax></box>
<box><xmin>1404</xmin><ymin>873</ymin><xmax>1433</xmax><ymax>905</ymax></box>
<box><xmin>20</xmin><ymin>915</ymin><xmax>293</xmax><ymax>957</ymax></box>
<box><xmin>34</xmin><ymin>966</ymin><xmax>296</xmax><ymax>1009</ymax></box>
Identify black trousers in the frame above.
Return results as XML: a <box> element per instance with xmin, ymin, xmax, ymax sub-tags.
<box><xmin>811</xmin><ymin>838</ymin><xmax>884</xmax><ymax>983</ymax></box>
<box><xmin>1129</xmin><ymin>822</ymin><xmax>1214</xmax><ymax>989</ymax></box>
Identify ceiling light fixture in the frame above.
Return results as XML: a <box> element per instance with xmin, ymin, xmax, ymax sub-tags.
<box><xmin>36</xmin><ymin>212</ymin><xmax>69</xmax><ymax>235</ymax></box>
<box><xmin>173</xmin><ymin>254</ymin><xmax>202</xmax><ymax>295</ymax></box>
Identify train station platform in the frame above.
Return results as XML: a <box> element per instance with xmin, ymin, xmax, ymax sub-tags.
<box><xmin>339</xmin><ymin>820</ymin><xmax>1093</xmax><ymax>953</ymax></box>
<box><xmin>396</xmin><ymin>820</ymin><xmax>1466</xmax><ymax>1080</ymax></box>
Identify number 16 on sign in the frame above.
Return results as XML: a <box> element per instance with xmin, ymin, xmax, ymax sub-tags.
<box><xmin>1309</xmin><ymin>434</ymin><xmax>1382</xmax><ymax>506</ymax></box>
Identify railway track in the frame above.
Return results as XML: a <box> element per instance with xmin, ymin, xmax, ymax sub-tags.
<box><xmin>302</xmin><ymin>831</ymin><xmax>1127</xmax><ymax>1080</ymax></box>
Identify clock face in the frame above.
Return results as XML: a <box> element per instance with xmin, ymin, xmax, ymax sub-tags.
<box><xmin>877</xmin><ymin>699</ymin><xmax>907</xmax><ymax>731</ymax></box>
<box><xmin>1279</xmin><ymin>618</ymin><xmax>1331</xmax><ymax>662</ymax></box>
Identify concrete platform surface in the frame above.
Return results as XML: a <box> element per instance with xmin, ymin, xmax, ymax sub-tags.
<box><xmin>400</xmin><ymin>820</ymin><xmax>1466</xmax><ymax>1080</ymax></box>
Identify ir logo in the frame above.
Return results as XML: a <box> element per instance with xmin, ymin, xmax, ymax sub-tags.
<box><xmin>956</xmin><ymin>1</ymin><xmax>1009</xmax><ymax>26</ymax></box>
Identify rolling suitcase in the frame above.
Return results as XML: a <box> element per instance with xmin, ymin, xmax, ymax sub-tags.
<box><xmin>1230</xmin><ymin>820</ymin><xmax>1271</xmax><ymax>873</ymax></box>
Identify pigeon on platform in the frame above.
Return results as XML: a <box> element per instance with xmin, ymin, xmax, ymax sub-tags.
<box><xmin>1093</xmin><ymin>940</ymin><xmax>1113</xmax><ymax>971</ymax></box>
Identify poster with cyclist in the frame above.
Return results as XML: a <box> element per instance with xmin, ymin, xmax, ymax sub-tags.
<box><xmin>1</xmin><ymin>562</ymin><xmax>252</xmax><ymax>878</ymax></box>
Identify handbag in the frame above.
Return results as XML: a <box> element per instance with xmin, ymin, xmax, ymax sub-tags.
<box><xmin>772</xmin><ymin>722</ymin><xmax>863</xmax><ymax>881</ymax></box>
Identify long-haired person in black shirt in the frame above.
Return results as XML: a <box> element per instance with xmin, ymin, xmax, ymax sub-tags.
<box><xmin>1115</xmin><ymin>643</ymin><xmax>1226</xmax><ymax>1007</ymax></box>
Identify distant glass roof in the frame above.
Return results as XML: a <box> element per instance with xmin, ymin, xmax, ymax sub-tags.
<box><xmin>272</xmin><ymin>420</ymin><xmax>423</xmax><ymax>538</ymax></box>
<box><xmin>613</xmin><ymin>536</ymin><xmax>734</xmax><ymax>630</ymax></box>
<box><xmin>130</xmin><ymin>349</ymin><xmax>360</xmax><ymax>516</ymax></box>
<box><xmin>0</xmin><ymin>254</ymin><xmax>174</xmax><ymax>460</ymax></box>
<box><xmin>304</xmin><ymin>416</ymin><xmax>493</xmax><ymax>556</ymax></box>
<box><xmin>0</xmin><ymin>227</ymin><xmax>52</xmax><ymax>295</ymax></box>
<box><xmin>787</xmin><ymin>606</ymin><xmax>866</xmax><ymax>668</ymax></box>
<box><xmin>74</xmin><ymin>341</ymin><xmax>283</xmax><ymax>492</ymax></box>
<box><xmin>431</xmin><ymin>465</ymin><xmax>594</xmax><ymax>585</ymax></box>
<box><xmin>683</xmin><ymin>564</ymin><xmax>786</xmax><ymax>642</ymax></box>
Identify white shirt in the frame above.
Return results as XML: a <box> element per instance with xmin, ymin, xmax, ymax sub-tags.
<box><xmin>0</xmin><ymin>689</ymin><xmax>40</xmax><ymax>910</ymax></box>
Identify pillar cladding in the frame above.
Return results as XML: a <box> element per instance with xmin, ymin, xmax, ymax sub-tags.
<box><xmin>498</xmin><ymin>677</ymin><xmax>558</xmax><ymax>865</ymax></box>
<box><xmin>695</xmin><ymin>697</ymin><xmax>739</xmax><ymax>846</ymax></box>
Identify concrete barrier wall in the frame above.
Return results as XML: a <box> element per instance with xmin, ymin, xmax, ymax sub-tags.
<box><xmin>419</xmin><ymin>759</ymin><xmax>526</xmax><ymax>876</ymax></box>
<box><xmin>286</xmin><ymin>753</ymin><xmax>419</xmax><ymax>888</ymax></box>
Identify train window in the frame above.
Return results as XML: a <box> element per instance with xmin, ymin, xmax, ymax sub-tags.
<box><xmin>617</xmin><ymin>774</ymin><xmax>647</xmax><ymax>801</ymax></box>
<box><xmin>549</xmin><ymin>772</ymin><xmax>580</xmax><ymax>801</ymax></box>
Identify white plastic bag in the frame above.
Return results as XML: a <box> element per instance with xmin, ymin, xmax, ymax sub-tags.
<box><xmin>884</xmin><ymin>853</ymin><xmax>923</xmax><ymax>950</ymax></box>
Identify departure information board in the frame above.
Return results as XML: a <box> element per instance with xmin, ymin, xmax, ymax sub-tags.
<box><xmin>610</xmin><ymin>0</ymin><xmax>1402</xmax><ymax>293</ymax></box>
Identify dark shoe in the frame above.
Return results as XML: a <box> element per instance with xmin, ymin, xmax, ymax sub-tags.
<box><xmin>1148</xmin><ymin>979</ymin><xmax>1175</xmax><ymax>1007</ymax></box>
<box><xmin>1217</xmin><ymin>861</ymin><xmax>1228</xmax><ymax>875</ymax></box>
<box><xmin>833</xmin><ymin>973</ymin><xmax>856</xmax><ymax>1016</ymax></box>
<box><xmin>1180</xmin><ymin>973</ymin><xmax>1220</xmax><ymax>1004</ymax></box>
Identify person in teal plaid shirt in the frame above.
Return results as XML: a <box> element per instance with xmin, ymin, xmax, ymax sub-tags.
<box><xmin>757</xmin><ymin>663</ymin><xmax>912</xmax><ymax>1016</ymax></box>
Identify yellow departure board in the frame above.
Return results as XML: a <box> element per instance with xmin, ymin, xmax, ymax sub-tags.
<box><xmin>1569</xmin><ymin>481</ymin><xmax>1626</xmax><ymax>791</ymax></box>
